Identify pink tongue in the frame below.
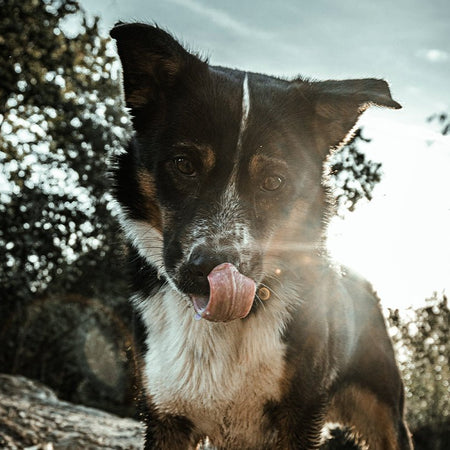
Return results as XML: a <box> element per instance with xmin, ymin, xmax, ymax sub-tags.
<box><xmin>192</xmin><ymin>263</ymin><xmax>256</xmax><ymax>322</ymax></box>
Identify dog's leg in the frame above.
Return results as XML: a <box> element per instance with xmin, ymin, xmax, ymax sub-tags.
<box><xmin>143</xmin><ymin>415</ymin><xmax>199</xmax><ymax>450</ymax></box>
<box><xmin>141</xmin><ymin>402</ymin><xmax>199</xmax><ymax>450</ymax></box>
<box><xmin>265</xmin><ymin>397</ymin><xmax>329</xmax><ymax>450</ymax></box>
<box><xmin>327</xmin><ymin>384</ymin><xmax>413</xmax><ymax>450</ymax></box>
<box><xmin>323</xmin><ymin>273</ymin><xmax>414</xmax><ymax>449</ymax></box>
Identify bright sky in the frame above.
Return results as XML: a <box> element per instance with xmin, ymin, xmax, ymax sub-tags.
<box><xmin>78</xmin><ymin>0</ymin><xmax>450</xmax><ymax>309</ymax></box>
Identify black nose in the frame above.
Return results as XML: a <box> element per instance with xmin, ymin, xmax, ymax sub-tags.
<box><xmin>188</xmin><ymin>246</ymin><xmax>240</xmax><ymax>277</ymax></box>
<box><xmin>181</xmin><ymin>245</ymin><xmax>239</xmax><ymax>295</ymax></box>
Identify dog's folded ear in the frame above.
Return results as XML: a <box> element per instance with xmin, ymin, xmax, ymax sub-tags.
<box><xmin>309</xmin><ymin>78</ymin><xmax>401</xmax><ymax>153</ymax></box>
<box><xmin>110</xmin><ymin>23</ymin><xmax>204</xmax><ymax>120</ymax></box>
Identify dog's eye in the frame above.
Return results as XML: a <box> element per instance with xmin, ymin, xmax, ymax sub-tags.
<box><xmin>174</xmin><ymin>157</ymin><xmax>196</xmax><ymax>176</ymax></box>
<box><xmin>261</xmin><ymin>175</ymin><xmax>285</xmax><ymax>192</ymax></box>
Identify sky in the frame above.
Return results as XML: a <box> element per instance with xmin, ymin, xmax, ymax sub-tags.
<box><xmin>78</xmin><ymin>0</ymin><xmax>450</xmax><ymax>310</ymax></box>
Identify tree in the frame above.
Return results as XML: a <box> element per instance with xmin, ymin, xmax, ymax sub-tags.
<box><xmin>0</xmin><ymin>0</ymin><xmax>136</xmax><ymax>415</ymax></box>
<box><xmin>0</xmin><ymin>0</ymin><xmax>130</xmax><ymax>309</ymax></box>
<box><xmin>427</xmin><ymin>112</ymin><xmax>450</xmax><ymax>136</ymax></box>
<box><xmin>328</xmin><ymin>128</ymin><xmax>382</xmax><ymax>213</ymax></box>
<box><xmin>388</xmin><ymin>293</ymin><xmax>450</xmax><ymax>448</ymax></box>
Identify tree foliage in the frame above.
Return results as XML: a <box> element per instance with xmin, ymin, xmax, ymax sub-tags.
<box><xmin>328</xmin><ymin>128</ymin><xmax>382</xmax><ymax>213</ymax></box>
<box><xmin>388</xmin><ymin>293</ymin><xmax>450</xmax><ymax>433</ymax></box>
<box><xmin>0</xmin><ymin>0</ymin><xmax>130</xmax><ymax>312</ymax></box>
<box><xmin>0</xmin><ymin>0</ymin><xmax>136</xmax><ymax>413</ymax></box>
<box><xmin>427</xmin><ymin>112</ymin><xmax>450</xmax><ymax>136</ymax></box>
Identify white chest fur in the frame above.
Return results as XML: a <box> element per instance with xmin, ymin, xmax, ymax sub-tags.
<box><xmin>135</xmin><ymin>287</ymin><xmax>287</xmax><ymax>446</ymax></box>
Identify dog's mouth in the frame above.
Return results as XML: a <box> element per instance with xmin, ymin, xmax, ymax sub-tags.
<box><xmin>190</xmin><ymin>263</ymin><xmax>256</xmax><ymax>323</ymax></box>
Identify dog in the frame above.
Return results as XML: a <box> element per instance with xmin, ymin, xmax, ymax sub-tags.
<box><xmin>110</xmin><ymin>23</ymin><xmax>413</xmax><ymax>450</ymax></box>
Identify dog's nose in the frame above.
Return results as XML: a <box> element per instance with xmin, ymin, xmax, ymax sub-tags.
<box><xmin>183</xmin><ymin>246</ymin><xmax>240</xmax><ymax>294</ymax></box>
<box><xmin>188</xmin><ymin>252</ymin><xmax>215</xmax><ymax>279</ymax></box>
<box><xmin>188</xmin><ymin>246</ymin><xmax>238</xmax><ymax>278</ymax></box>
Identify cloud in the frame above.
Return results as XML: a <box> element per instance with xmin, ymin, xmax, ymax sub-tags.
<box><xmin>167</xmin><ymin>0</ymin><xmax>273</xmax><ymax>40</ymax></box>
<box><xmin>417</xmin><ymin>48</ymin><xmax>449</xmax><ymax>63</ymax></box>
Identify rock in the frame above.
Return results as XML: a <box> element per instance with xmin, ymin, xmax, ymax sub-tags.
<box><xmin>0</xmin><ymin>374</ymin><xmax>144</xmax><ymax>449</ymax></box>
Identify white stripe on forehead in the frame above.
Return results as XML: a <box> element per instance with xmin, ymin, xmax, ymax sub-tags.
<box><xmin>215</xmin><ymin>73</ymin><xmax>250</xmax><ymax>223</ymax></box>
<box><xmin>181</xmin><ymin>74</ymin><xmax>254</xmax><ymax>259</ymax></box>
<box><xmin>237</xmin><ymin>73</ymin><xmax>250</xmax><ymax>150</ymax></box>
<box><xmin>242</xmin><ymin>73</ymin><xmax>250</xmax><ymax>125</ymax></box>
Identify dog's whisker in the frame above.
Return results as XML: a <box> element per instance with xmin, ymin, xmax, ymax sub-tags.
<box><xmin>254</xmin><ymin>294</ymin><xmax>267</xmax><ymax>310</ymax></box>
<box><xmin>257</xmin><ymin>282</ymin><xmax>277</xmax><ymax>296</ymax></box>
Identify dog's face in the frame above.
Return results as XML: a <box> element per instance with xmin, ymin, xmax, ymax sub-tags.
<box><xmin>111</xmin><ymin>23</ymin><xmax>400</xmax><ymax>322</ymax></box>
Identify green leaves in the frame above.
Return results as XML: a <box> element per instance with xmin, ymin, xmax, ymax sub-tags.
<box><xmin>328</xmin><ymin>128</ymin><xmax>382</xmax><ymax>213</ymax></box>
<box><xmin>427</xmin><ymin>112</ymin><xmax>450</xmax><ymax>136</ymax></box>
<box><xmin>0</xmin><ymin>0</ymin><xmax>130</xmax><ymax>308</ymax></box>
<box><xmin>388</xmin><ymin>293</ymin><xmax>450</xmax><ymax>430</ymax></box>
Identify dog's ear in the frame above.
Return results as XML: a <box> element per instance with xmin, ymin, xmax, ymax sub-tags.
<box><xmin>309</xmin><ymin>78</ymin><xmax>401</xmax><ymax>153</ymax></box>
<box><xmin>110</xmin><ymin>23</ymin><xmax>204</xmax><ymax>115</ymax></box>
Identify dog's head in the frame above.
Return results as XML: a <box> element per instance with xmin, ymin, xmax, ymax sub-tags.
<box><xmin>110</xmin><ymin>23</ymin><xmax>400</xmax><ymax>322</ymax></box>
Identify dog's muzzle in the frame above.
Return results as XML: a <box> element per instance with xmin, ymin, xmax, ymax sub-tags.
<box><xmin>178</xmin><ymin>246</ymin><xmax>256</xmax><ymax>322</ymax></box>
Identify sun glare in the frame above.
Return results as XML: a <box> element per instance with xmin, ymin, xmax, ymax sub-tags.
<box><xmin>327</xmin><ymin>118</ymin><xmax>450</xmax><ymax>311</ymax></box>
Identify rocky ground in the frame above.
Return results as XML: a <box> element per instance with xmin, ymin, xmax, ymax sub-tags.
<box><xmin>0</xmin><ymin>374</ymin><xmax>144</xmax><ymax>449</ymax></box>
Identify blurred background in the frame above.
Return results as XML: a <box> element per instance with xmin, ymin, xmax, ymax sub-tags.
<box><xmin>0</xmin><ymin>0</ymin><xmax>448</xmax><ymax>448</ymax></box>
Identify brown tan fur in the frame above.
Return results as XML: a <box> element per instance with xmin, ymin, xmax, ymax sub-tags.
<box><xmin>137</xmin><ymin>169</ymin><xmax>163</xmax><ymax>232</ymax></box>
<box><xmin>328</xmin><ymin>386</ymin><xmax>413</xmax><ymax>450</ymax></box>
